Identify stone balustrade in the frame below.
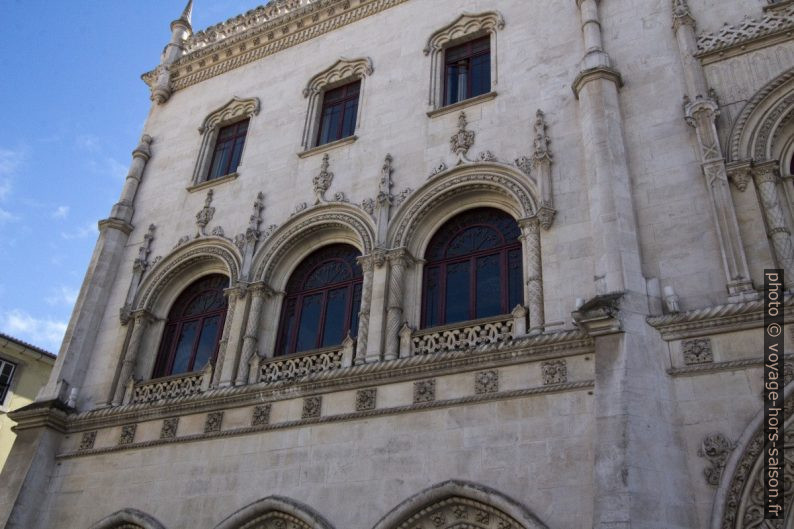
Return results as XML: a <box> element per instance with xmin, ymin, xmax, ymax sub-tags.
<box><xmin>410</xmin><ymin>314</ymin><xmax>516</xmax><ymax>356</ymax></box>
<box><xmin>128</xmin><ymin>366</ymin><xmax>212</xmax><ymax>404</ymax></box>
<box><xmin>258</xmin><ymin>337</ymin><xmax>354</xmax><ymax>383</ymax></box>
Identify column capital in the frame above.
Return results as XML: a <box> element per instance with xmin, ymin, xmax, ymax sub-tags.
<box><xmin>751</xmin><ymin>159</ymin><xmax>781</xmax><ymax>184</ymax></box>
<box><xmin>725</xmin><ymin>161</ymin><xmax>753</xmax><ymax>192</ymax></box>
<box><xmin>130</xmin><ymin>309</ymin><xmax>155</xmax><ymax>326</ymax></box>
<box><xmin>572</xmin><ymin>66</ymin><xmax>623</xmax><ymax>99</ymax></box>
<box><xmin>223</xmin><ymin>283</ymin><xmax>247</xmax><ymax>300</ymax></box>
<box><xmin>246</xmin><ymin>281</ymin><xmax>274</xmax><ymax>298</ymax></box>
<box><xmin>386</xmin><ymin>247</ymin><xmax>416</xmax><ymax>267</ymax></box>
<box><xmin>684</xmin><ymin>95</ymin><xmax>719</xmax><ymax>127</ymax></box>
<box><xmin>131</xmin><ymin>134</ymin><xmax>153</xmax><ymax>161</ymax></box>
<box><xmin>672</xmin><ymin>0</ymin><xmax>696</xmax><ymax>32</ymax></box>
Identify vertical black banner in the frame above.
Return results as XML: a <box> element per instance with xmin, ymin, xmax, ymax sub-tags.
<box><xmin>764</xmin><ymin>269</ymin><xmax>784</xmax><ymax>519</ymax></box>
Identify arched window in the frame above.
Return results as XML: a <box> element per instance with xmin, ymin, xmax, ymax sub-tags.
<box><xmin>153</xmin><ymin>274</ymin><xmax>228</xmax><ymax>377</ymax></box>
<box><xmin>422</xmin><ymin>208</ymin><xmax>523</xmax><ymax>328</ymax></box>
<box><xmin>276</xmin><ymin>244</ymin><xmax>363</xmax><ymax>356</ymax></box>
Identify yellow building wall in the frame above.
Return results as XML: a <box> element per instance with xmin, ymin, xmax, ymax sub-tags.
<box><xmin>0</xmin><ymin>337</ymin><xmax>54</xmax><ymax>472</ymax></box>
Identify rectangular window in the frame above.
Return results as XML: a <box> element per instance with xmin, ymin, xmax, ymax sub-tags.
<box><xmin>0</xmin><ymin>358</ymin><xmax>16</xmax><ymax>405</ymax></box>
<box><xmin>207</xmin><ymin>119</ymin><xmax>249</xmax><ymax>180</ymax></box>
<box><xmin>317</xmin><ymin>80</ymin><xmax>360</xmax><ymax>146</ymax></box>
<box><xmin>444</xmin><ymin>37</ymin><xmax>491</xmax><ymax>106</ymax></box>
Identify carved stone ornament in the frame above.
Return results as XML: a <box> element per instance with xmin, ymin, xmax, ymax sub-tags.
<box><xmin>195</xmin><ymin>189</ymin><xmax>216</xmax><ymax>237</ymax></box>
<box><xmin>211</xmin><ymin>226</ymin><xmax>225</xmax><ymax>238</ymax></box>
<box><xmin>391</xmin><ymin>495</ymin><xmax>525</xmax><ymax>529</ymax></box>
<box><xmin>133</xmin><ymin>223</ymin><xmax>156</xmax><ymax>272</ymax></box>
<box><xmin>160</xmin><ymin>417</ymin><xmax>179</xmax><ymax>439</ymax></box>
<box><xmin>355</xmin><ymin>388</ymin><xmax>377</xmax><ymax>411</ymax></box>
<box><xmin>514</xmin><ymin>156</ymin><xmax>531</xmax><ymax>176</ymax></box>
<box><xmin>541</xmin><ymin>360</ymin><xmax>567</xmax><ymax>385</ymax></box>
<box><xmin>252</xmin><ymin>403</ymin><xmax>271</xmax><ymax>426</ymax></box>
<box><xmin>532</xmin><ymin>110</ymin><xmax>552</xmax><ymax>163</ymax></box>
<box><xmin>475</xmin><ymin>370</ymin><xmax>499</xmax><ymax>395</ymax></box>
<box><xmin>303</xmin><ymin>57</ymin><xmax>373</xmax><ymax>98</ymax></box>
<box><xmin>173</xmin><ymin>235</ymin><xmax>190</xmax><ymax>249</ymax></box>
<box><xmin>246</xmin><ymin>191</ymin><xmax>265</xmax><ymax>242</ymax></box>
<box><xmin>119</xmin><ymin>424</ymin><xmax>137</xmax><ymax>445</ymax></box>
<box><xmin>414</xmin><ymin>379</ymin><xmax>436</xmax><ymax>403</ymax></box>
<box><xmin>197</xmin><ymin>97</ymin><xmax>260</xmax><ymax>135</ymax></box>
<box><xmin>450</xmin><ymin>112</ymin><xmax>476</xmax><ymax>163</ymax></box>
<box><xmin>682</xmin><ymin>337</ymin><xmax>713</xmax><ymax>365</ymax></box>
<box><xmin>79</xmin><ymin>431</ymin><xmax>97</xmax><ymax>450</ymax></box>
<box><xmin>696</xmin><ymin>2</ymin><xmax>794</xmax><ymax>56</ymax></box>
<box><xmin>233</xmin><ymin>233</ymin><xmax>246</xmax><ymax>251</ymax></box>
<box><xmin>302</xmin><ymin>396</ymin><xmax>322</xmax><ymax>419</ymax></box>
<box><xmin>478</xmin><ymin>151</ymin><xmax>497</xmax><ymax>162</ymax></box>
<box><xmin>361</xmin><ymin>198</ymin><xmax>375</xmax><ymax>216</ymax></box>
<box><xmin>697</xmin><ymin>432</ymin><xmax>736</xmax><ymax>486</ymax></box>
<box><xmin>204</xmin><ymin>411</ymin><xmax>223</xmax><ymax>433</ymax></box>
<box><xmin>313</xmin><ymin>154</ymin><xmax>334</xmax><ymax>204</ymax></box>
<box><xmin>429</xmin><ymin>161</ymin><xmax>448</xmax><ymax>178</ymax></box>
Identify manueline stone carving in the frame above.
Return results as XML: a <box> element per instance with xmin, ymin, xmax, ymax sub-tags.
<box><xmin>414</xmin><ymin>379</ymin><xmax>436</xmax><ymax>403</ymax></box>
<box><xmin>79</xmin><ymin>431</ymin><xmax>97</xmax><ymax>450</ymax></box>
<box><xmin>355</xmin><ymin>388</ymin><xmax>377</xmax><ymax>411</ymax></box>
<box><xmin>302</xmin><ymin>396</ymin><xmax>322</xmax><ymax>419</ymax></box>
<box><xmin>429</xmin><ymin>162</ymin><xmax>448</xmax><ymax>178</ymax></box>
<box><xmin>119</xmin><ymin>424</ymin><xmax>137</xmax><ymax>445</ymax></box>
<box><xmin>682</xmin><ymin>338</ymin><xmax>713</xmax><ymax>365</ymax></box>
<box><xmin>204</xmin><ymin>411</ymin><xmax>223</xmax><ymax>433</ymax></box>
<box><xmin>412</xmin><ymin>317</ymin><xmax>514</xmax><ymax>356</ymax></box>
<box><xmin>246</xmin><ymin>191</ymin><xmax>265</xmax><ymax>242</ymax></box>
<box><xmin>514</xmin><ymin>156</ymin><xmax>531</xmax><ymax>176</ymax></box>
<box><xmin>252</xmin><ymin>404</ymin><xmax>271</xmax><ymax>426</ymax></box>
<box><xmin>259</xmin><ymin>348</ymin><xmax>345</xmax><ymax>383</ymax></box>
<box><xmin>475</xmin><ymin>370</ymin><xmax>499</xmax><ymax>394</ymax></box>
<box><xmin>696</xmin><ymin>3</ymin><xmax>794</xmax><ymax>55</ymax></box>
<box><xmin>698</xmin><ymin>432</ymin><xmax>736</xmax><ymax>486</ymax></box>
<box><xmin>450</xmin><ymin>112</ymin><xmax>476</xmax><ymax>163</ymax></box>
<box><xmin>541</xmin><ymin>360</ymin><xmax>567</xmax><ymax>385</ymax></box>
<box><xmin>313</xmin><ymin>154</ymin><xmax>334</xmax><ymax>204</ymax></box>
<box><xmin>133</xmin><ymin>224</ymin><xmax>156</xmax><ymax>272</ymax></box>
<box><xmin>160</xmin><ymin>417</ymin><xmax>179</xmax><ymax>439</ymax></box>
<box><xmin>195</xmin><ymin>189</ymin><xmax>216</xmax><ymax>237</ymax></box>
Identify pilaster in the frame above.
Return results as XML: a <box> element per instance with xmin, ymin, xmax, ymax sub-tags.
<box><xmin>215</xmin><ymin>284</ymin><xmax>247</xmax><ymax>387</ymax></box>
<box><xmin>236</xmin><ymin>282</ymin><xmax>271</xmax><ymax>385</ymax></box>
<box><xmin>355</xmin><ymin>254</ymin><xmax>377</xmax><ymax>364</ymax></box>
<box><xmin>111</xmin><ymin>309</ymin><xmax>154</xmax><ymax>406</ymax></box>
<box><xmin>519</xmin><ymin>217</ymin><xmax>545</xmax><ymax>335</ymax></box>
<box><xmin>384</xmin><ymin>248</ymin><xmax>414</xmax><ymax>361</ymax></box>
<box><xmin>364</xmin><ymin>250</ymin><xmax>388</xmax><ymax>363</ymax></box>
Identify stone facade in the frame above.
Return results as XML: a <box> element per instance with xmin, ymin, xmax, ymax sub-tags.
<box><xmin>1</xmin><ymin>0</ymin><xmax>794</xmax><ymax>528</ymax></box>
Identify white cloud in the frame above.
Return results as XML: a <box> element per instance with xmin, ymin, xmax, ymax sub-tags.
<box><xmin>88</xmin><ymin>156</ymin><xmax>127</xmax><ymax>181</ymax></box>
<box><xmin>52</xmin><ymin>205</ymin><xmax>70</xmax><ymax>219</ymax></box>
<box><xmin>0</xmin><ymin>146</ymin><xmax>27</xmax><ymax>201</ymax></box>
<box><xmin>0</xmin><ymin>207</ymin><xmax>18</xmax><ymax>223</ymax></box>
<box><xmin>45</xmin><ymin>285</ymin><xmax>79</xmax><ymax>307</ymax></box>
<box><xmin>75</xmin><ymin>134</ymin><xmax>100</xmax><ymax>152</ymax></box>
<box><xmin>60</xmin><ymin>221</ymin><xmax>98</xmax><ymax>240</ymax></box>
<box><xmin>0</xmin><ymin>309</ymin><xmax>67</xmax><ymax>352</ymax></box>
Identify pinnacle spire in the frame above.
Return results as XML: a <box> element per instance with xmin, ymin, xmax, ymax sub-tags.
<box><xmin>180</xmin><ymin>0</ymin><xmax>193</xmax><ymax>25</ymax></box>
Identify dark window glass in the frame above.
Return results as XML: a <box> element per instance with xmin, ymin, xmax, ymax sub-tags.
<box><xmin>421</xmin><ymin>208</ymin><xmax>523</xmax><ymax>328</ymax></box>
<box><xmin>317</xmin><ymin>81</ymin><xmax>360</xmax><ymax>146</ymax></box>
<box><xmin>276</xmin><ymin>244</ymin><xmax>363</xmax><ymax>355</ymax></box>
<box><xmin>153</xmin><ymin>274</ymin><xmax>229</xmax><ymax>377</ymax></box>
<box><xmin>0</xmin><ymin>359</ymin><xmax>16</xmax><ymax>404</ymax></box>
<box><xmin>444</xmin><ymin>36</ymin><xmax>491</xmax><ymax>106</ymax></box>
<box><xmin>207</xmin><ymin>119</ymin><xmax>249</xmax><ymax>180</ymax></box>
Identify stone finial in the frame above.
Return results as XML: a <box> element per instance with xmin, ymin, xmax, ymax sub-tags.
<box><xmin>450</xmin><ymin>112</ymin><xmax>475</xmax><ymax>162</ymax></box>
<box><xmin>172</xmin><ymin>0</ymin><xmax>194</xmax><ymax>31</ymax></box>
<box><xmin>377</xmin><ymin>153</ymin><xmax>393</xmax><ymax>206</ymax></box>
<box><xmin>313</xmin><ymin>154</ymin><xmax>334</xmax><ymax>204</ymax></box>
<box><xmin>132</xmin><ymin>134</ymin><xmax>153</xmax><ymax>160</ymax></box>
<box><xmin>246</xmin><ymin>191</ymin><xmax>265</xmax><ymax>242</ymax></box>
<box><xmin>133</xmin><ymin>224</ymin><xmax>156</xmax><ymax>272</ymax></box>
<box><xmin>672</xmin><ymin>0</ymin><xmax>695</xmax><ymax>30</ymax></box>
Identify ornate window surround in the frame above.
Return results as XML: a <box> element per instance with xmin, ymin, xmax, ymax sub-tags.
<box><xmin>88</xmin><ymin>508</ymin><xmax>167</xmax><ymax>529</ymax></box>
<box><xmin>300</xmin><ymin>57</ymin><xmax>373</xmax><ymax>155</ymax></box>
<box><xmin>190</xmin><ymin>97</ymin><xmax>260</xmax><ymax>189</ymax></box>
<box><xmin>424</xmin><ymin>12</ymin><xmax>504</xmax><ymax>114</ymax></box>
<box><xmin>214</xmin><ymin>496</ymin><xmax>335</xmax><ymax>529</ymax></box>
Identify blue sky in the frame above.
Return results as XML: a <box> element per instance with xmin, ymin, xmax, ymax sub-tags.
<box><xmin>0</xmin><ymin>0</ymin><xmax>257</xmax><ymax>352</ymax></box>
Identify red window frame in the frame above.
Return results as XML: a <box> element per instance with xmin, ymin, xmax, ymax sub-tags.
<box><xmin>153</xmin><ymin>274</ymin><xmax>228</xmax><ymax>378</ymax></box>
<box><xmin>316</xmin><ymin>80</ymin><xmax>361</xmax><ymax>146</ymax></box>
<box><xmin>275</xmin><ymin>244</ymin><xmax>363</xmax><ymax>356</ymax></box>
<box><xmin>421</xmin><ymin>208</ymin><xmax>523</xmax><ymax>328</ymax></box>
<box><xmin>443</xmin><ymin>36</ymin><xmax>491</xmax><ymax>106</ymax></box>
<box><xmin>207</xmin><ymin>119</ymin><xmax>249</xmax><ymax>180</ymax></box>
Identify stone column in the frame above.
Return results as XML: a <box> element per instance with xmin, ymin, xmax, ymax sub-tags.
<box><xmin>355</xmin><ymin>254</ymin><xmax>376</xmax><ymax>364</ymax></box>
<box><xmin>111</xmin><ymin>136</ymin><xmax>152</xmax><ymax>223</ymax></box>
<box><xmin>573</xmin><ymin>0</ymin><xmax>645</xmax><ymax>296</ymax></box>
<box><xmin>214</xmin><ymin>284</ymin><xmax>245</xmax><ymax>387</ymax></box>
<box><xmin>111</xmin><ymin>310</ymin><xmax>153</xmax><ymax>405</ymax></box>
<box><xmin>384</xmin><ymin>249</ymin><xmax>412</xmax><ymax>361</ymax></box>
<box><xmin>364</xmin><ymin>250</ymin><xmax>388</xmax><ymax>363</ymax></box>
<box><xmin>674</xmin><ymin>0</ymin><xmax>754</xmax><ymax>299</ymax></box>
<box><xmin>235</xmin><ymin>283</ymin><xmax>270</xmax><ymax>385</ymax></box>
<box><xmin>519</xmin><ymin>217</ymin><xmax>545</xmax><ymax>334</ymax></box>
<box><xmin>753</xmin><ymin>161</ymin><xmax>794</xmax><ymax>288</ymax></box>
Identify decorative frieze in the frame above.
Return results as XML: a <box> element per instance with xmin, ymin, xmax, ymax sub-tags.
<box><xmin>79</xmin><ymin>431</ymin><xmax>97</xmax><ymax>450</ymax></box>
<box><xmin>682</xmin><ymin>338</ymin><xmax>713</xmax><ymax>365</ymax></box>
<box><xmin>355</xmin><ymin>388</ymin><xmax>377</xmax><ymax>411</ymax></box>
<box><xmin>541</xmin><ymin>360</ymin><xmax>567</xmax><ymax>385</ymax></box>
<box><xmin>160</xmin><ymin>418</ymin><xmax>179</xmax><ymax>439</ymax></box>
<box><xmin>252</xmin><ymin>404</ymin><xmax>272</xmax><ymax>426</ymax></box>
<box><xmin>204</xmin><ymin>411</ymin><xmax>223</xmax><ymax>433</ymax></box>
<box><xmin>474</xmin><ymin>370</ymin><xmax>499</xmax><ymax>395</ymax></box>
<box><xmin>414</xmin><ymin>380</ymin><xmax>436</xmax><ymax>403</ymax></box>
<box><xmin>119</xmin><ymin>424</ymin><xmax>137</xmax><ymax>445</ymax></box>
<box><xmin>411</xmin><ymin>317</ymin><xmax>514</xmax><ymax>356</ymax></box>
<box><xmin>696</xmin><ymin>2</ymin><xmax>794</xmax><ymax>60</ymax></box>
<box><xmin>697</xmin><ymin>432</ymin><xmax>736</xmax><ymax>486</ymax></box>
<box><xmin>302</xmin><ymin>396</ymin><xmax>322</xmax><ymax>419</ymax></box>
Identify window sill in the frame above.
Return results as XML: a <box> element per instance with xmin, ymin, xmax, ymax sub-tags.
<box><xmin>427</xmin><ymin>91</ymin><xmax>498</xmax><ymax>118</ymax></box>
<box><xmin>186</xmin><ymin>172</ymin><xmax>239</xmax><ymax>193</ymax></box>
<box><xmin>298</xmin><ymin>135</ymin><xmax>358</xmax><ymax>159</ymax></box>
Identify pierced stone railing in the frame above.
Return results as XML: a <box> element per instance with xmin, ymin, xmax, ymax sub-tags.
<box><xmin>126</xmin><ymin>365</ymin><xmax>212</xmax><ymax>405</ymax></box>
<box><xmin>258</xmin><ymin>337</ymin><xmax>355</xmax><ymax>383</ymax></box>
<box><xmin>407</xmin><ymin>312</ymin><xmax>522</xmax><ymax>356</ymax></box>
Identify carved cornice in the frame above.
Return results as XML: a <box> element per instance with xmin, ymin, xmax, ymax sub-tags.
<box><xmin>647</xmin><ymin>295</ymin><xmax>794</xmax><ymax>340</ymax></box>
<box><xmin>142</xmin><ymin>0</ymin><xmax>407</xmax><ymax>94</ymax></box>
<box><xmin>695</xmin><ymin>3</ymin><xmax>794</xmax><ymax>64</ymax></box>
<box><xmin>198</xmin><ymin>97</ymin><xmax>260</xmax><ymax>134</ymax></box>
<box><xmin>572</xmin><ymin>66</ymin><xmax>623</xmax><ymax>99</ymax></box>
<box><xmin>60</xmin><ymin>330</ymin><xmax>592</xmax><ymax>432</ymax></box>
<box><xmin>8</xmin><ymin>399</ymin><xmax>73</xmax><ymax>432</ymax></box>
<box><xmin>668</xmin><ymin>353</ymin><xmax>794</xmax><ymax>377</ymax></box>
<box><xmin>57</xmin><ymin>380</ymin><xmax>594</xmax><ymax>459</ymax></box>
